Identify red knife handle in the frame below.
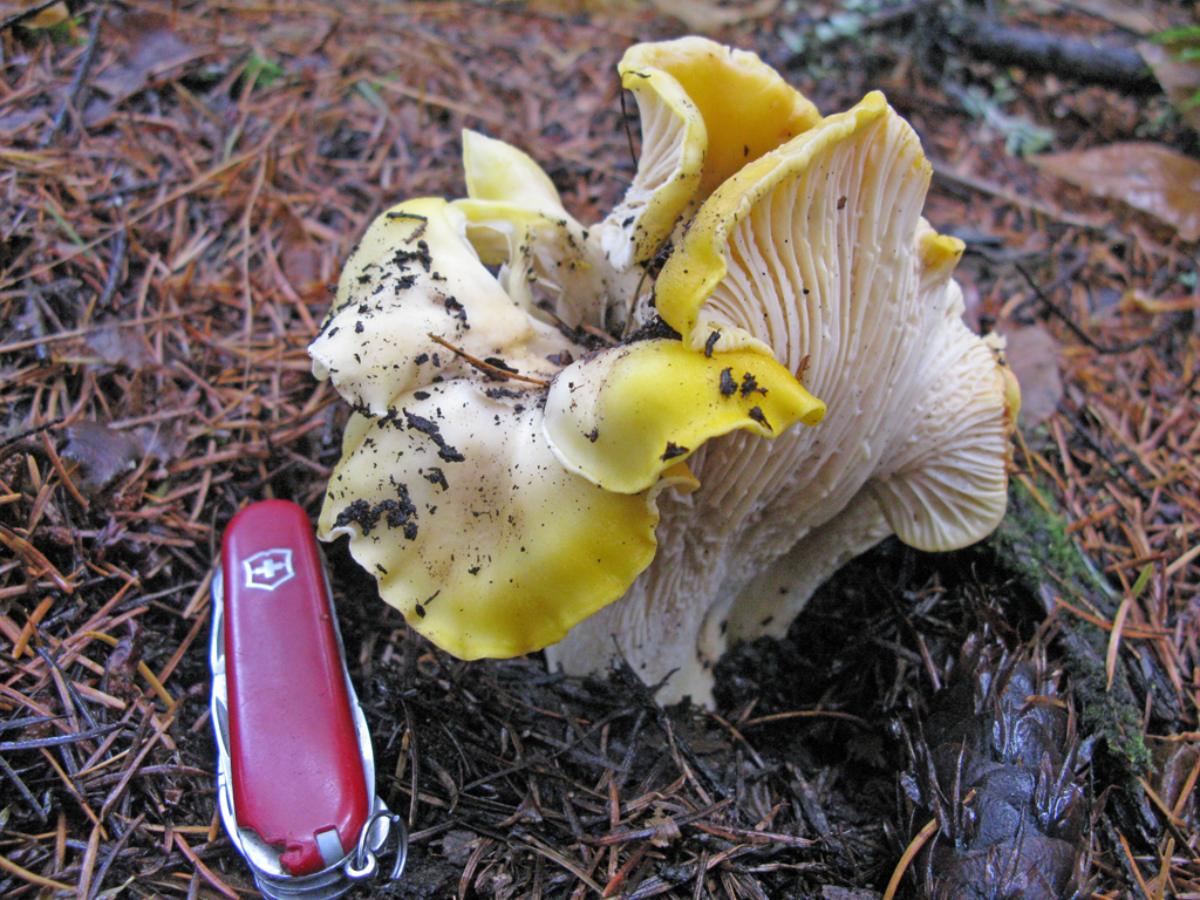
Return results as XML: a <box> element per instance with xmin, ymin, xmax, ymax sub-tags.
<box><xmin>222</xmin><ymin>500</ymin><xmax>368</xmax><ymax>876</ymax></box>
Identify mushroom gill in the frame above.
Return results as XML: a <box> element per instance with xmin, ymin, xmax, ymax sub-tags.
<box><xmin>545</xmin><ymin>93</ymin><xmax>1016</xmax><ymax>706</ymax></box>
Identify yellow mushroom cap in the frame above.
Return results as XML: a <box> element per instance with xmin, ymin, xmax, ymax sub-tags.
<box><xmin>319</xmin><ymin>386</ymin><xmax>664</xmax><ymax>659</ymax></box>
<box><xmin>544</xmin><ymin>339</ymin><xmax>824</xmax><ymax>494</ymax></box>
<box><xmin>598</xmin><ymin>36</ymin><xmax>820</xmax><ymax>270</ymax></box>
<box><xmin>622</xmin><ymin>37</ymin><xmax>821</xmax><ymax>199</ymax></box>
<box><xmin>310</xmin><ymin>199</ymin><xmax>658</xmax><ymax>658</ymax></box>
<box><xmin>461</xmin><ymin>127</ymin><xmax>565</xmax><ymax>211</ymax></box>
<box><xmin>308</xmin><ymin>197</ymin><xmax>570</xmax><ymax>416</ymax></box>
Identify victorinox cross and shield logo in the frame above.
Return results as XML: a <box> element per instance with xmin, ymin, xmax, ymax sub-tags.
<box><xmin>242</xmin><ymin>549</ymin><xmax>295</xmax><ymax>591</ymax></box>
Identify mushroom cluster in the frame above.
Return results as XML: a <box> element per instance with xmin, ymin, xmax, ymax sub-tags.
<box><xmin>311</xmin><ymin>37</ymin><xmax>1018</xmax><ymax>706</ymax></box>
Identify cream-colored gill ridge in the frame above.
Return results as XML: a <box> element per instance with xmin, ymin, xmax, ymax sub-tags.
<box><xmin>598</xmin><ymin>64</ymin><xmax>704</xmax><ymax>271</ymax></box>
<box><xmin>715</xmin><ymin>123</ymin><xmax>1009</xmax><ymax>643</ymax></box>
<box><xmin>868</xmin><ymin>316</ymin><xmax>1013</xmax><ymax>550</ymax></box>
<box><xmin>655</xmin><ymin>97</ymin><xmax>958</xmax><ymax>671</ymax></box>
<box><xmin>658</xmin><ymin>95</ymin><xmax>935</xmax><ymax>535</ymax></box>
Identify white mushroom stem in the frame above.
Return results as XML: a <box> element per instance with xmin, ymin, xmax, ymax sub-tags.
<box><xmin>548</xmin><ymin>486</ymin><xmax>894</xmax><ymax>708</ymax></box>
<box><xmin>544</xmin><ymin>480</ymin><xmax>720</xmax><ymax>703</ymax></box>
<box><xmin>720</xmin><ymin>491</ymin><xmax>894</xmax><ymax>645</ymax></box>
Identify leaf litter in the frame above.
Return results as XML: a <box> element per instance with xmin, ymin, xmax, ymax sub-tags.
<box><xmin>0</xmin><ymin>0</ymin><xmax>1197</xmax><ymax>897</ymax></box>
<box><xmin>1033</xmin><ymin>142</ymin><xmax>1200</xmax><ymax>241</ymax></box>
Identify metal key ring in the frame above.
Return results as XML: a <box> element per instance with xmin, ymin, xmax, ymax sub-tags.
<box><xmin>346</xmin><ymin>811</ymin><xmax>408</xmax><ymax>882</ymax></box>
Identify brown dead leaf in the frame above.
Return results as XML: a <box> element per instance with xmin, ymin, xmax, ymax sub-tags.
<box><xmin>0</xmin><ymin>106</ymin><xmax>46</xmax><ymax>136</ymax></box>
<box><xmin>1156</xmin><ymin>741</ymin><xmax>1200</xmax><ymax>817</ymax></box>
<box><xmin>105</xmin><ymin>621</ymin><xmax>144</xmax><ymax>700</ymax></box>
<box><xmin>644</xmin><ymin>804</ymin><xmax>682</xmax><ymax>847</ymax></box>
<box><xmin>61</xmin><ymin>421</ymin><xmax>140</xmax><ymax>492</ymax></box>
<box><xmin>1051</xmin><ymin>0</ymin><xmax>1167</xmax><ymax>36</ymax></box>
<box><xmin>1139</xmin><ymin>41</ymin><xmax>1200</xmax><ymax>133</ymax></box>
<box><xmin>93</xmin><ymin>12</ymin><xmax>208</xmax><ymax>104</ymax></box>
<box><xmin>280</xmin><ymin>211</ymin><xmax>326</xmax><ymax>294</ymax></box>
<box><xmin>1001</xmin><ymin>324</ymin><xmax>1062</xmax><ymax>430</ymax></box>
<box><xmin>1033</xmin><ymin>143</ymin><xmax>1200</xmax><ymax>242</ymax></box>
<box><xmin>258</xmin><ymin>19</ymin><xmax>335</xmax><ymax>57</ymax></box>
<box><xmin>85</xmin><ymin>324</ymin><xmax>154</xmax><ymax>370</ymax></box>
<box><xmin>440</xmin><ymin>830</ymin><xmax>480</xmax><ymax>866</ymax></box>
<box><xmin>134</xmin><ymin>423</ymin><xmax>187</xmax><ymax>467</ymax></box>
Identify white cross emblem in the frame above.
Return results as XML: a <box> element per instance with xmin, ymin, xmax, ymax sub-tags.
<box><xmin>243</xmin><ymin>549</ymin><xmax>295</xmax><ymax>591</ymax></box>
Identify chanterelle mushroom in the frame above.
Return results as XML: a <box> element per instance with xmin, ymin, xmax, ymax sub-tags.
<box><xmin>311</xmin><ymin>41</ymin><xmax>1016</xmax><ymax>709</ymax></box>
<box><xmin>544</xmin><ymin>92</ymin><xmax>1017</xmax><ymax>706</ymax></box>
<box><xmin>310</xmin><ymin>195</ymin><xmax>823</xmax><ymax>660</ymax></box>
<box><xmin>451</xmin><ymin>129</ymin><xmax>635</xmax><ymax>332</ymax></box>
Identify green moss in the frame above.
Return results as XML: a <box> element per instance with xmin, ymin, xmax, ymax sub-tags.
<box><xmin>993</xmin><ymin>479</ymin><xmax>1101</xmax><ymax>592</ymax></box>
<box><xmin>989</xmin><ymin>480</ymin><xmax>1151</xmax><ymax>776</ymax></box>
<box><xmin>1062</xmin><ymin>633</ymin><xmax>1152</xmax><ymax>775</ymax></box>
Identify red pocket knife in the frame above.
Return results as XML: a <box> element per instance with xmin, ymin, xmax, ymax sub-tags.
<box><xmin>209</xmin><ymin>500</ymin><xmax>406</xmax><ymax>898</ymax></box>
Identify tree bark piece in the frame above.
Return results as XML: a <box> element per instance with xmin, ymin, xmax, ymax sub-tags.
<box><xmin>951</xmin><ymin>16</ymin><xmax>1159</xmax><ymax>93</ymax></box>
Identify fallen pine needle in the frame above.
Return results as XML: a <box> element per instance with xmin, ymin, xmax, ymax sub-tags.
<box><xmin>41</xmin><ymin>748</ymin><xmax>108</xmax><ymax>838</ymax></box>
<box><xmin>1117</xmin><ymin>830</ymin><xmax>1152</xmax><ymax>897</ymax></box>
<box><xmin>883</xmin><ymin>817</ymin><xmax>938</xmax><ymax>900</ymax></box>
<box><xmin>1172</xmin><ymin>754</ymin><xmax>1200</xmax><ymax>819</ymax></box>
<box><xmin>144</xmin><ymin>823</ymin><xmax>221</xmax><ymax>834</ymax></box>
<box><xmin>1165</xmin><ymin>544</ymin><xmax>1200</xmax><ymax>578</ymax></box>
<box><xmin>1152</xmin><ymin>836</ymin><xmax>1175</xmax><ymax>900</ymax></box>
<box><xmin>77</xmin><ymin>820</ymin><xmax>103</xmax><ymax>898</ymax></box>
<box><xmin>740</xmin><ymin>709</ymin><xmax>870</xmax><ymax>728</ymax></box>
<box><xmin>1053</xmin><ymin>595</ymin><xmax>1168</xmax><ymax>639</ymax></box>
<box><xmin>521</xmin><ymin>834</ymin><xmax>604</xmax><ymax>894</ymax></box>
<box><xmin>0</xmin><ymin>525</ymin><xmax>75</xmax><ymax>593</ymax></box>
<box><xmin>173</xmin><ymin>832</ymin><xmax>240</xmax><ymax>899</ymax></box>
<box><xmin>1107</xmin><ymin>564</ymin><xmax>1152</xmax><ymax>690</ymax></box>
<box><xmin>41</xmin><ymin>431</ymin><xmax>89</xmax><ymax>511</ymax></box>
<box><xmin>84</xmin><ymin>631</ymin><xmax>176</xmax><ymax>708</ymax></box>
<box><xmin>1106</xmin><ymin>594</ymin><xmax>1133</xmax><ymax>692</ymax></box>
<box><xmin>12</xmin><ymin>594</ymin><xmax>55</xmax><ymax>658</ymax></box>
<box><xmin>0</xmin><ymin>852</ymin><xmax>74</xmax><ymax>891</ymax></box>
<box><xmin>426</xmin><ymin>333</ymin><xmax>550</xmax><ymax>387</ymax></box>
<box><xmin>1138</xmin><ymin>776</ymin><xmax>1187</xmax><ymax>830</ymax></box>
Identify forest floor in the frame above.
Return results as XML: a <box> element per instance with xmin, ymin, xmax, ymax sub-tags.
<box><xmin>1</xmin><ymin>0</ymin><xmax>1197</xmax><ymax>897</ymax></box>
